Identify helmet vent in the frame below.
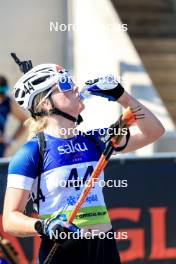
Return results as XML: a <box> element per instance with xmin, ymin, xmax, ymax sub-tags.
<box><xmin>32</xmin><ymin>76</ymin><xmax>50</xmax><ymax>85</ymax></box>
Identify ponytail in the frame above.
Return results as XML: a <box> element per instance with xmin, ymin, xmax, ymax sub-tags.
<box><xmin>24</xmin><ymin>90</ymin><xmax>49</xmax><ymax>139</ymax></box>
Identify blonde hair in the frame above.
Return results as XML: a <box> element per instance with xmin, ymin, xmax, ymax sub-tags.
<box><xmin>24</xmin><ymin>90</ymin><xmax>49</xmax><ymax>139</ymax></box>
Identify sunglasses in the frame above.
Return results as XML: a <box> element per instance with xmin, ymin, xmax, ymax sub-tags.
<box><xmin>37</xmin><ymin>72</ymin><xmax>75</xmax><ymax>108</ymax></box>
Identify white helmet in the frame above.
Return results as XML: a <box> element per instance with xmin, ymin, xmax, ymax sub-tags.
<box><xmin>13</xmin><ymin>63</ymin><xmax>65</xmax><ymax>110</ymax></box>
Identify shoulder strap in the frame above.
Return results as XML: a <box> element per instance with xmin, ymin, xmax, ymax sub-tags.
<box><xmin>35</xmin><ymin>132</ymin><xmax>46</xmax><ymax>213</ymax></box>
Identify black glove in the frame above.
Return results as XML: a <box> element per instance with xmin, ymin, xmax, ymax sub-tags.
<box><xmin>35</xmin><ymin>214</ymin><xmax>80</xmax><ymax>243</ymax></box>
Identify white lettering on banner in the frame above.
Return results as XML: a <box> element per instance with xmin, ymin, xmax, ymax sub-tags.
<box><xmin>57</xmin><ymin>141</ymin><xmax>88</xmax><ymax>154</ymax></box>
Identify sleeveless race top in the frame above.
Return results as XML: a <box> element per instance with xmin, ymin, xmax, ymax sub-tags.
<box><xmin>7</xmin><ymin>130</ymin><xmax>111</xmax><ymax>228</ymax></box>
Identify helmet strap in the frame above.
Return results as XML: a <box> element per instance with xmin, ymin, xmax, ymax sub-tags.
<box><xmin>30</xmin><ymin>94</ymin><xmax>83</xmax><ymax>125</ymax></box>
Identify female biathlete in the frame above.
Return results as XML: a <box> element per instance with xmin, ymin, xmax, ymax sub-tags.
<box><xmin>2</xmin><ymin>64</ymin><xmax>164</xmax><ymax>264</ymax></box>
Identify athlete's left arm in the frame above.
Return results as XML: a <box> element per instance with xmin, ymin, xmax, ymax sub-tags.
<box><xmin>117</xmin><ymin>91</ymin><xmax>165</xmax><ymax>153</ymax></box>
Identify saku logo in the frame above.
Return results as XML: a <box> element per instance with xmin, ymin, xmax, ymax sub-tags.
<box><xmin>57</xmin><ymin>140</ymin><xmax>88</xmax><ymax>154</ymax></box>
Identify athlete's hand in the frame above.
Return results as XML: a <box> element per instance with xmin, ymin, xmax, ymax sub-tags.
<box><xmin>42</xmin><ymin>214</ymin><xmax>80</xmax><ymax>242</ymax></box>
<box><xmin>83</xmin><ymin>74</ymin><xmax>124</xmax><ymax>101</ymax></box>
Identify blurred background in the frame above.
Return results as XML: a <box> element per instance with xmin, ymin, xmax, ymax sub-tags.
<box><xmin>0</xmin><ymin>0</ymin><xmax>176</xmax><ymax>263</ymax></box>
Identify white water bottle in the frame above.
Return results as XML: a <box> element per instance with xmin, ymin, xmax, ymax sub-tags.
<box><xmin>79</xmin><ymin>86</ymin><xmax>92</xmax><ymax>101</ymax></box>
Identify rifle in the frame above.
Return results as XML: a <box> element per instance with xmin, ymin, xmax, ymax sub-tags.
<box><xmin>11</xmin><ymin>53</ymin><xmax>33</xmax><ymax>74</ymax></box>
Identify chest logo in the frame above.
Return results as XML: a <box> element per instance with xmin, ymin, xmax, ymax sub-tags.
<box><xmin>57</xmin><ymin>140</ymin><xmax>88</xmax><ymax>154</ymax></box>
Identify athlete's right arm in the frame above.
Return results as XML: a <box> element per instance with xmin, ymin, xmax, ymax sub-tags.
<box><xmin>3</xmin><ymin>187</ymin><xmax>38</xmax><ymax>237</ymax></box>
<box><xmin>3</xmin><ymin>140</ymin><xmax>40</xmax><ymax>237</ymax></box>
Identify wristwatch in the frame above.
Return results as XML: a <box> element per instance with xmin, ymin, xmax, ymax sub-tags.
<box><xmin>34</xmin><ymin>220</ymin><xmax>44</xmax><ymax>235</ymax></box>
